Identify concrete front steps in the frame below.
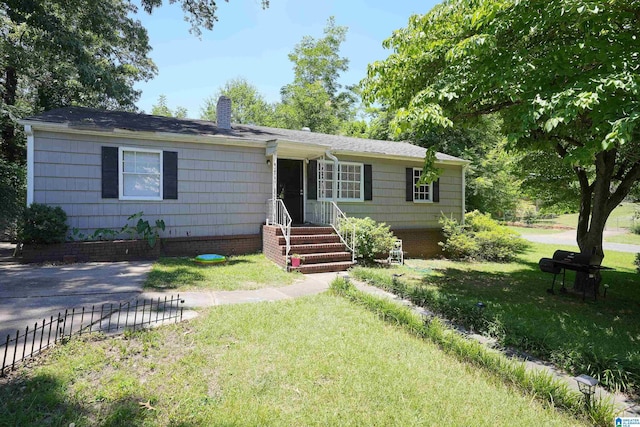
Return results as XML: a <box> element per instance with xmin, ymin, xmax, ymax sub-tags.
<box><xmin>278</xmin><ymin>226</ymin><xmax>354</xmax><ymax>273</ymax></box>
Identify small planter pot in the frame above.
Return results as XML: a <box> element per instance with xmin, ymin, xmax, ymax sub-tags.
<box><xmin>291</xmin><ymin>257</ymin><xmax>302</xmax><ymax>267</ymax></box>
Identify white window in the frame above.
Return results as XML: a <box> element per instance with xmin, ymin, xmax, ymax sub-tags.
<box><xmin>119</xmin><ymin>147</ymin><xmax>162</xmax><ymax>200</ymax></box>
<box><xmin>413</xmin><ymin>168</ymin><xmax>432</xmax><ymax>202</ymax></box>
<box><xmin>318</xmin><ymin>160</ymin><xmax>363</xmax><ymax>202</ymax></box>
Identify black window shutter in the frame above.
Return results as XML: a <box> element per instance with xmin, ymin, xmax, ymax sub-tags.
<box><xmin>433</xmin><ymin>178</ymin><xmax>440</xmax><ymax>203</ymax></box>
<box><xmin>364</xmin><ymin>164</ymin><xmax>372</xmax><ymax>201</ymax></box>
<box><xmin>102</xmin><ymin>146</ymin><xmax>118</xmax><ymax>199</ymax></box>
<box><xmin>307</xmin><ymin>160</ymin><xmax>317</xmax><ymax>200</ymax></box>
<box><xmin>405</xmin><ymin>168</ymin><xmax>413</xmax><ymax>202</ymax></box>
<box><xmin>163</xmin><ymin>151</ymin><xmax>178</xmax><ymax>200</ymax></box>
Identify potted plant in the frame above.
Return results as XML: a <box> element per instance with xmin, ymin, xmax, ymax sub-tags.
<box><xmin>290</xmin><ymin>254</ymin><xmax>304</xmax><ymax>268</ymax></box>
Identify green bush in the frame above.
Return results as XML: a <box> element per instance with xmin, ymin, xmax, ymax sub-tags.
<box><xmin>439</xmin><ymin>210</ymin><xmax>528</xmax><ymax>262</ymax></box>
<box><xmin>635</xmin><ymin>253</ymin><xmax>640</xmax><ymax>274</ymax></box>
<box><xmin>19</xmin><ymin>203</ymin><xmax>68</xmax><ymax>244</ymax></box>
<box><xmin>0</xmin><ymin>159</ymin><xmax>25</xmax><ymax>238</ymax></box>
<box><xmin>342</xmin><ymin>217</ymin><xmax>396</xmax><ymax>264</ymax></box>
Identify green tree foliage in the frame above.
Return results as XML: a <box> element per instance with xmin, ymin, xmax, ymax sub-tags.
<box><xmin>200</xmin><ymin>77</ymin><xmax>272</xmax><ymax>125</ymax></box>
<box><xmin>273</xmin><ymin>17</ymin><xmax>356</xmax><ymax>133</ymax></box>
<box><xmin>0</xmin><ymin>0</ymin><xmax>157</xmax><ymax>163</ymax></box>
<box><xmin>0</xmin><ymin>158</ymin><xmax>25</xmax><ymax>237</ymax></box>
<box><xmin>273</xmin><ymin>82</ymin><xmax>341</xmax><ymax>134</ymax></box>
<box><xmin>151</xmin><ymin>95</ymin><xmax>188</xmax><ymax>118</ymax></box>
<box><xmin>363</xmin><ymin>0</ymin><xmax>640</xmax><ymax>259</ymax></box>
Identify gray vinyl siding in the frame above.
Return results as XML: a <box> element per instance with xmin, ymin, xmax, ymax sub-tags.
<box><xmin>305</xmin><ymin>155</ymin><xmax>463</xmax><ymax>229</ymax></box>
<box><xmin>32</xmin><ymin>131</ymin><xmax>271</xmax><ymax>238</ymax></box>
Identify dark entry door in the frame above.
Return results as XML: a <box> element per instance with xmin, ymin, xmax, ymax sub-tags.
<box><xmin>277</xmin><ymin>159</ymin><xmax>304</xmax><ymax>224</ymax></box>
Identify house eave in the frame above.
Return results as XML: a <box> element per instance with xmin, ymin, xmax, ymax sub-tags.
<box><xmin>18</xmin><ymin>120</ymin><xmax>269</xmax><ymax>149</ymax></box>
<box><xmin>330</xmin><ymin>150</ymin><xmax>470</xmax><ymax>166</ymax></box>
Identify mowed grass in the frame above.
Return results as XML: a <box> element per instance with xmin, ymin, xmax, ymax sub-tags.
<box><xmin>0</xmin><ymin>294</ymin><xmax>584</xmax><ymax>426</ymax></box>
<box><xmin>605</xmin><ymin>232</ymin><xmax>640</xmax><ymax>246</ymax></box>
<box><xmin>539</xmin><ymin>202</ymin><xmax>639</xmax><ymax>230</ymax></box>
<box><xmin>351</xmin><ymin>242</ymin><xmax>640</xmax><ymax>395</ymax></box>
<box><xmin>144</xmin><ymin>254</ymin><xmax>301</xmax><ymax>291</ymax></box>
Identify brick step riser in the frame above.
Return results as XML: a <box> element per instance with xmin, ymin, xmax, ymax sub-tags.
<box><xmin>274</xmin><ymin>227</ymin><xmax>335</xmax><ymax>236</ymax></box>
<box><xmin>278</xmin><ymin>236</ymin><xmax>341</xmax><ymax>246</ymax></box>
<box><xmin>290</xmin><ymin>227</ymin><xmax>335</xmax><ymax>235</ymax></box>
<box><xmin>283</xmin><ymin>244</ymin><xmax>346</xmax><ymax>255</ymax></box>
<box><xmin>291</xmin><ymin>262</ymin><xmax>353</xmax><ymax>274</ymax></box>
<box><xmin>296</xmin><ymin>253</ymin><xmax>353</xmax><ymax>265</ymax></box>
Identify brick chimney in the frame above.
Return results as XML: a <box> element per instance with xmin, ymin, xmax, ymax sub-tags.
<box><xmin>216</xmin><ymin>96</ymin><xmax>232</xmax><ymax>129</ymax></box>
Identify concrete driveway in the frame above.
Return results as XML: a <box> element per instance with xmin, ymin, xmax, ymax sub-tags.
<box><xmin>0</xmin><ymin>243</ymin><xmax>151</xmax><ymax>340</ymax></box>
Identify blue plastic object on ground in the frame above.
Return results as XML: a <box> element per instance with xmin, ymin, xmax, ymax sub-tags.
<box><xmin>195</xmin><ymin>254</ymin><xmax>226</xmax><ymax>265</ymax></box>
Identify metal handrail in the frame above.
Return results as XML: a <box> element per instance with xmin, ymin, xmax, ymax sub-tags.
<box><xmin>267</xmin><ymin>198</ymin><xmax>292</xmax><ymax>261</ymax></box>
<box><xmin>328</xmin><ymin>201</ymin><xmax>357</xmax><ymax>263</ymax></box>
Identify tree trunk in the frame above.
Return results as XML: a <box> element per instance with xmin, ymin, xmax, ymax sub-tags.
<box><xmin>573</xmin><ymin>150</ymin><xmax>617</xmax><ymax>295</ymax></box>
<box><xmin>1</xmin><ymin>65</ymin><xmax>20</xmax><ymax>163</ymax></box>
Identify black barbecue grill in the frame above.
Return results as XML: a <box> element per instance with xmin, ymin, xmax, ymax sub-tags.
<box><xmin>538</xmin><ymin>250</ymin><xmax>612</xmax><ymax>300</ymax></box>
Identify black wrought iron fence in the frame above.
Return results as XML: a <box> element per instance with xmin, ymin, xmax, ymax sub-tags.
<box><xmin>1</xmin><ymin>295</ymin><xmax>184</xmax><ymax>376</ymax></box>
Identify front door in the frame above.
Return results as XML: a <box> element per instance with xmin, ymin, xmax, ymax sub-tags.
<box><xmin>277</xmin><ymin>159</ymin><xmax>304</xmax><ymax>224</ymax></box>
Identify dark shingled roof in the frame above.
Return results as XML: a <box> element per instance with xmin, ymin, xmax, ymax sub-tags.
<box><xmin>24</xmin><ymin>107</ymin><xmax>467</xmax><ymax>163</ymax></box>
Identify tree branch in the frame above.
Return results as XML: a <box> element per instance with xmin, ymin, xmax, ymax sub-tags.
<box><xmin>609</xmin><ymin>160</ymin><xmax>640</xmax><ymax>209</ymax></box>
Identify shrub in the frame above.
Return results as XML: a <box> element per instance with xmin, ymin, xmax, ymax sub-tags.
<box><xmin>439</xmin><ymin>210</ymin><xmax>528</xmax><ymax>262</ymax></box>
<box><xmin>341</xmin><ymin>217</ymin><xmax>395</xmax><ymax>264</ymax></box>
<box><xmin>635</xmin><ymin>253</ymin><xmax>640</xmax><ymax>274</ymax></box>
<box><xmin>19</xmin><ymin>203</ymin><xmax>68</xmax><ymax>244</ymax></box>
<box><xmin>0</xmin><ymin>159</ymin><xmax>25</xmax><ymax>238</ymax></box>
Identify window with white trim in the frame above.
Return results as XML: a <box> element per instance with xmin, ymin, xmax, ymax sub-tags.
<box><xmin>318</xmin><ymin>160</ymin><xmax>364</xmax><ymax>202</ymax></box>
<box><xmin>413</xmin><ymin>168</ymin><xmax>433</xmax><ymax>202</ymax></box>
<box><xmin>119</xmin><ymin>147</ymin><xmax>163</xmax><ymax>200</ymax></box>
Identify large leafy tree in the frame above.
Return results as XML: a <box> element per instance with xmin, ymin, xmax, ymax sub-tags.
<box><xmin>363</xmin><ymin>0</ymin><xmax>640</xmax><ymax>263</ymax></box>
<box><xmin>274</xmin><ymin>16</ymin><xmax>356</xmax><ymax>133</ymax></box>
<box><xmin>200</xmin><ymin>77</ymin><xmax>272</xmax><ymax>125</ymax></box>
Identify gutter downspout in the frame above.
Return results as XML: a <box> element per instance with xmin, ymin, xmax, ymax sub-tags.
<box><xmin>461</xmin><ymin>164</ymin><xmax>468</xmax><ymax>224</ymax></box>
<box><xmin>25</xmin><ymin>125</ymin><xmax>34</xmax><ymax>206</ymax></box>
<box><xmin>325</xmin><ymin>151</ymin><xmax>339</xmax><ymax>203</ymax></box>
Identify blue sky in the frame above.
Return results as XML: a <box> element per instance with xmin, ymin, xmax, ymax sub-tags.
<box><xmin>134</xmin><ymin>0</ymin><xmax>439</xmax><ymax>118</ymax></box>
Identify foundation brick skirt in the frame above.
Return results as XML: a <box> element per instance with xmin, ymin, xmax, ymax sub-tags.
<box><xmin>391</xmin><ymin>228</ymin><xmax>444</xmax><ymax>259</ymax></box>
<box><xmin>19</xmin><ymin>234</ymin><xmax>262</xmax><ymax>263</ymax></box>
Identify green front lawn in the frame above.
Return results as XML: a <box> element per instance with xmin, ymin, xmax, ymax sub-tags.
<box><xmin>350</xmin><ymin>243</ymin><xmax>640</xmax><ymax>396</ymax></box>
<box><xmin>144</xmin><ymin>254</ymin><xmax>301</xmax><ymax>291</ymax></box>
<box><xmin>0</xmin><ymin>294</ymin><xmax>585</xmax><ymax>426</ymax></box>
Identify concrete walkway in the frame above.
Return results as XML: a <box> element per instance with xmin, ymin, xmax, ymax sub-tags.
<box><xmin>139</xmin><ymin>272</ymin><xmax>336</xmax><ymax>309</ymax></box>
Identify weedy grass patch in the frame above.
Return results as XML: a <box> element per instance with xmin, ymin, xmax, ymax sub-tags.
<box><xmin>144</xmin><ymin>253</ymin><xmax>300</xmax><ymax>291</ymax></box>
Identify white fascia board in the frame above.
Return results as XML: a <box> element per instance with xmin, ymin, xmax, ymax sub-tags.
<box><xmin>18</xmin><ymin>120</ymin><xmax>268</xmax><ymax>149</ymax></box>
<box><xmin>330</xmin><ymin>150</ymin><xmax>471</xmax><ymax>166</ymax></box>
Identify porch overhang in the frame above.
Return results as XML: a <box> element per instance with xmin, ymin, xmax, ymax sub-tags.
<box><xmin>265</xmin><ymin>139</ymin><xmax>329</xmax><ymax>160</ymax></box>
